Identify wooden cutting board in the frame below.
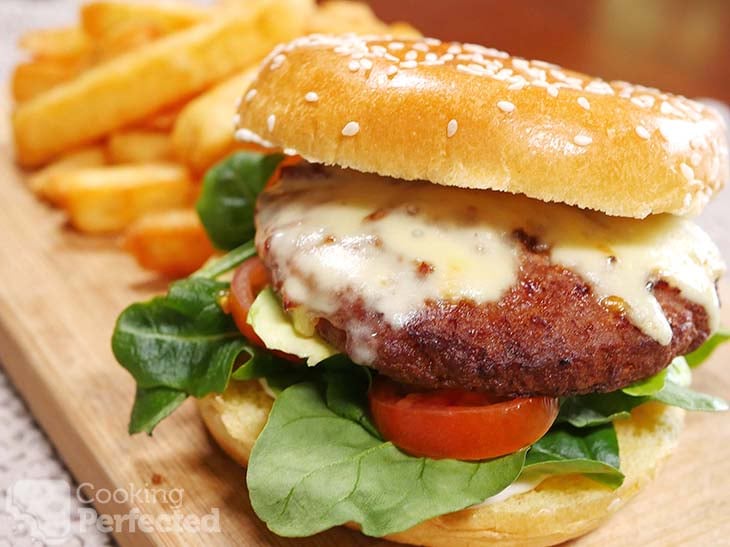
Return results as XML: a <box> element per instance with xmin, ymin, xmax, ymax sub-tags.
<box><xmin>1</xmin><ymin>103</ymin><xmax>729</xmax><ymax>547</ymax></box>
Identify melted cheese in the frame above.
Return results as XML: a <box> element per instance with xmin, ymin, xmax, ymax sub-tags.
<box><xmin>256</xmin><ymin>166</ymin><xmax>724</xmax><ymax>359</ymax></box>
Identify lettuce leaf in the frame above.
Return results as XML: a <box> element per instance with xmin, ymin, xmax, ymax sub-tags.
<box><xmin>685</xmin><ymin>329</ymin><xmax>730</xmax><ymax>368</ymax></box>
<box><xmin>196</xmin><ymin>152</ymin><xmax>284</xmax><ymax>250</ymax></box>
<box><xmin>247</xmin><ymin>287</ymin><xmax>337</xmax><ymax>365</ymax></box>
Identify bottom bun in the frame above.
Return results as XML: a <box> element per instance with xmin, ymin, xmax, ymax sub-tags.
<box><xmin>198</xmin><ymin>379</ymin><xmax>684</xmax><ymax>547</ymax></box>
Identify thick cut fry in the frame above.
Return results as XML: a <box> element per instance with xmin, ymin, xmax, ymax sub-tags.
<box><xmin>306</xmin><ymin>0</ymin><xmax>389</xmax><ymax>34</ymax></box>
<box><xmin>56</xmin><ymin>164</ymin><xmax>193</xmax><ymax>233</ymax></box>
<box><xmin>13</xmin><ymin>0</ymin><xmax>314</xmax><ymax>167</ymax></box>
<box><xmin>107</xmin><ymin>131</ymin><xmax>173</xmax><ymax>164</ymax></box>
<box><xmin>19</xmin><ymin>26</ymin><xmax>92</xmax><ymax>60</ymax></box>
<box><xmin>172</xmin><ymin>69</ymin><xmax>256</xmax><ymax>172</ymax></box>
<box><xmin>81</xmin><ymin>1</ymin><xmax>209</xmax><ymax>39</ymax></box>
<box><xmin>92</xmin><ymin>23</ymin><xmax>164</xmax><ymax>62</ymax></box>
<box><xmin>12</xmin><ymin>59</ymin><xmax>86</xmax><ymax>102</ymax></box>
<box><xmin>306</xmin><ymin>1</ymin><xmax>420</xmax><ymax>36</ymax></box>
<box><xmin>122</xmin><ymin>209</ymin><xmax>214</xmax><ymax>277</ymax></box>
<box><xmin>28</xmin><ymin>147</ymin><xmax>107</xmax><ymax>205</ymax></box>
<box><xmin>134</xmin><ymin>103</ymin><xmax>183</xmax><ymax>132</ymax></box>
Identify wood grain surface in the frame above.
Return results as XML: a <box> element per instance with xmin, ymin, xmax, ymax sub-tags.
<box><xmin>0</xmin><ymin>103</ymin><xmax>729</xmax><ymax>546</ymax></box>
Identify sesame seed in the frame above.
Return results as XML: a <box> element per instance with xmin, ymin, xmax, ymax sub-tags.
<box><xmin>660</xmin><ymin>101</ymin><xmax>673</xmax><ymax>115</ymax></box>
<box><xmin>405</xmin><ymin>50</ymin><xmax>419</xmax><ymax>61</ymax></box>
<box><xmin>305</xmin><ymin>91</ymin><xmax>319</xmax><ymax>102</ymax></box>
<box><xmin>547</xmin><ymin>85</ymin><xmax>559</xmax><ymax>97</ymax></box>
<box><xmin>690</xmin><ymin>136</ymin><xmax>704</xmax><ymax>149</ymax></box>
<box><xmin>577</xmin><ymin>97</ymin><xmax>590</xmax><ymax>110</ymax></box>
<box><xmin>691</xmin><ymin>152</ymin><xmax>702</xmax><ymax>166</ymax></box>
<box><xmin>267</xmin><ymin>114</ymin><xmax>276</xmax><ymax>132</ymax></box>
<box><xmin>574</xmin><ymin>134</ymin><xmax>593</xmax><ymax>146</ymax></box>
<box><xmin>680</xmin><ymin>162</ymin><xmax>694</xmax><ymax>181</ymax></box>
<box><xmin>497</xmin><ymin>100</ymin><xmax>516</xmax><ymax>113</ymax></box>
<box><xmin>360</xmin><ymin>58</ymin><xmax>373</xmax><ymax>70</ymax></box>
<box><xmin>508</xmin><ymin>80</ymin><xmax>526</xmax><ymax>91</ymax></box>
<box><xmin>400</xmin><ymin>60</ymin><xmax>418</xmax><ymax>69</ymax></box>
<box><xmin>388</xmin><ymin>42</ymin><xmax>405</xmax><ymax>51</ymax></box>
<box><xmin>245</xmin><ymin>89</ymin><xmax>257</xmax><ymax>102</ymax></box>
<box><xmin>270</xmin><ymin>53</ymin><xmax>286</xmax><ymax>70</ymax></box>
<box><xmin>413</xmin><ymin>43</ymin><xmax>429</xmax><ymax>52</ymax></box>
<box><xmin>635</xmin><ymin>125</ymin><xmax>651</xmax><ymax>139</ymax></box>
<box><xmin>425</xmin><ymin>52</ymin><xmax>438</xmax><ymax>62</ymax></box>
<box><xmin>342</xmin><ymin>121</ymin><xmax>360</xmax><ymax>136</ymax></box>
<box><xmin>386</xmin><ymin>65</ymin><xmax>398</xmax><ymax>76</ymax></box>
<box><xmin>447</xmin><ymin>119</ymin><xmax>458</xmax><ymax>137</ymax></box>
<box><xmin>447</xmin><ymin>44</ymin><xmax>462</xmax><ymax>55</ymax></box>
<box><xmin>348</xmin><ymin>60</ymin><xmax>360</xmax><ymax>71</ymax></box>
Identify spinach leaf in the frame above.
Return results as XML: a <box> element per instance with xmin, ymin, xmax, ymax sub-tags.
<box><xmin>320</xmin><ymin>355</ymin><xmax>378</xmax><ymax>438</ymax></box>
<box><xmin>196</xmin><ymin>151</ymin><xmax>284</xmax><ymax>250</ymax></box>
<box><xmin>685</xmin><ymin>329</ymin><xmax>730</xmax><ymax>368</ymax></box>
<box><xmin>652</xmin><ymin>382</ymin><xmax>728</xmax><ymax>411</ymax></box>
<box><xmin>192</xmin><ymin>239</ymin><xmax>256</xmax><ymax>280</ymax></box>
<box><xmin>557</xmin><ymin>392</ymin><xmax>643</xmax><ymax>428</ymax></box>
<box><xmin>524</xmin><ymin>424</ymin><xmax>623</xmax><ymax>488</ymax></box>
<box><xmin>112</xmin><ymin>277</ymin><xmax>246</xmax><ymax>397</ymax></box>
<box><xmin>129</xmin><ymin>387</ymin><xmax>187</xmax><ymax>435</ymax></box>
<box><xmin>231</xmin><ymin>346</ymin><xmax>309</xmax><ymax>395</ymax></box>
<box><xmin>247</xmin><ymin>382</ymin><xmax>526</xmax><ymax>538</ymax></box>
<box><xmin>561</xmin><ymin>355</ymin><xmax>727</xmax><ymax>428</ymax></box>
<box><xmin>622</xmin><ymin>368</ymin><xmax>668</xmax><ymax>396</ymax></box>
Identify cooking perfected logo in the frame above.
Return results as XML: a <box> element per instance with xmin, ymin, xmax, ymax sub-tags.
<box><xmin>4</xmin><ymin>478</ymin><xmax>220</xmax><ymax>542</ymax></box>
<box><xmin>5</xmin><ymin>479</ymin><xmax>73</xmax><ymax>545</ymax></box>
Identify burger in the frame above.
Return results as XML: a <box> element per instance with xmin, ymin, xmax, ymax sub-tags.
<box><xmin>113</xmin><ymin>34</ymin><xmax>730</xmax><ymax>546</ymax></box>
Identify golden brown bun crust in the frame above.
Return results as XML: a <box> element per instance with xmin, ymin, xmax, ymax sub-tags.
<box><xmin>236</xmin><ymin>35</ymin><xmax>728</xmax><ymax>218</ymax></box>
<box><xmin>198</xmin><ymin>380</ymin><xmax>684</xmax><ymax>547</ymax></box>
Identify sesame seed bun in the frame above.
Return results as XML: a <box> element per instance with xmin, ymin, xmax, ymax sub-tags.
<box><xmin>198</xmin><ymin>380</ymin><xmax>684</xmax><ymax>547</ymax></box>
<box><xmin>235</xmin><ymin>35</ymin><xmax>729</xmax><ymax>218</ymax></box>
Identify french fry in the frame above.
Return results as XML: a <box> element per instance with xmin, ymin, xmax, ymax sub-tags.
<box><xmin>11</xmin><ymin>59</ymin><xmax>86</xmax><ymax>102</ymax></box>
<box><xmin>306</xmin><ymin>1</ymin><xmax>421</xmax><ymax>36</ymax></box>
<box><xmin>306</xmin><ymin>0</ymin><xmax>390</xmax><ymax>34</ymax></box>
<box><xmin>107</xmin><ymin>130</ymin><xmax>173</xmax><ymax>164</ymax></box>
<box><xmin>91</xmin><ymin>22</ymin><xmax>164</xmax><ymax>63</ymax></box>
<box><xmin>56</xmin><ymin>164</ymin><xmax>193</xmax><ymax>233</ymax></box>
<box><xmin>134</xmin><ymin>103</ymin><xmax>184</xmax><ymax>132</ymax></box>
<box><xmin>81</xmin><ymin>1</ymin><xmax>210</xmax><ymax>39</ymax></box>
<box><xmin>122</xmin><ymin>209</ymin><xmax>214</xmax><ymax>277</ymax></box>
<box><xmin>19</xmin><ymin>26</ymin><xmax>92</xmax><ymax>60</ymax></box>
<box><xmin>172</xmin><ymin>68</ymin><xmax>256</xmax><ymax>173</ymax></box>
<box><xmin>28</xmin><ymin>146</ymin><xmax>107</xmax><ymax>205</ymax></box>
<box><xmin>13</xmin><ymin>0</ymin><xmax>314</xmax><ymax>167</ymax></box>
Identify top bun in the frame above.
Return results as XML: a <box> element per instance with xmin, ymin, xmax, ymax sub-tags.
<box><xmin>236</xmin><ymin>35</ymin><xmax>728</xmax><ymax>218</ymax></box>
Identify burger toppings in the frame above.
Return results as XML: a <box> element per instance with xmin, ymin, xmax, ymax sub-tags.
<box><xmin>112</xmin><ymin>150</ymin><xmax>728</xmax><ymax>539</ymax></box>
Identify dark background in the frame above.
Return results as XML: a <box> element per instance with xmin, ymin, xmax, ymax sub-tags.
<box><xmin>368</xmin><ymin>0</ymin><xmax>730</xmax><ymax>103</ymax></box>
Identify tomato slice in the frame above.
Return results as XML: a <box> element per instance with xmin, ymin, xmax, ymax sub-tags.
<box><xmin>369</xmin><ymin>377</ymin><xmax>559</xmax><ymax>460</ymax></box>
<box><xmin>229</xmin><ymin>257</ymin><xmax>270</xmax><ymax>347</ymax></box>
<box><xmin>229</xmin><ymin>257</ymin><xmax>301</xmax><ymax>363</ymax></box>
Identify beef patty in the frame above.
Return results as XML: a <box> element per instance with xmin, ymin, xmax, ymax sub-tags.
<box><xmin>311</xmin><ymin>252</ymin><xmax>710</xmax><ymax>397</ymax></box>
<box><xmin>256</xmin><ymin>164</ymin><xmax>717</xmax><ymax>397</ymax></box>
